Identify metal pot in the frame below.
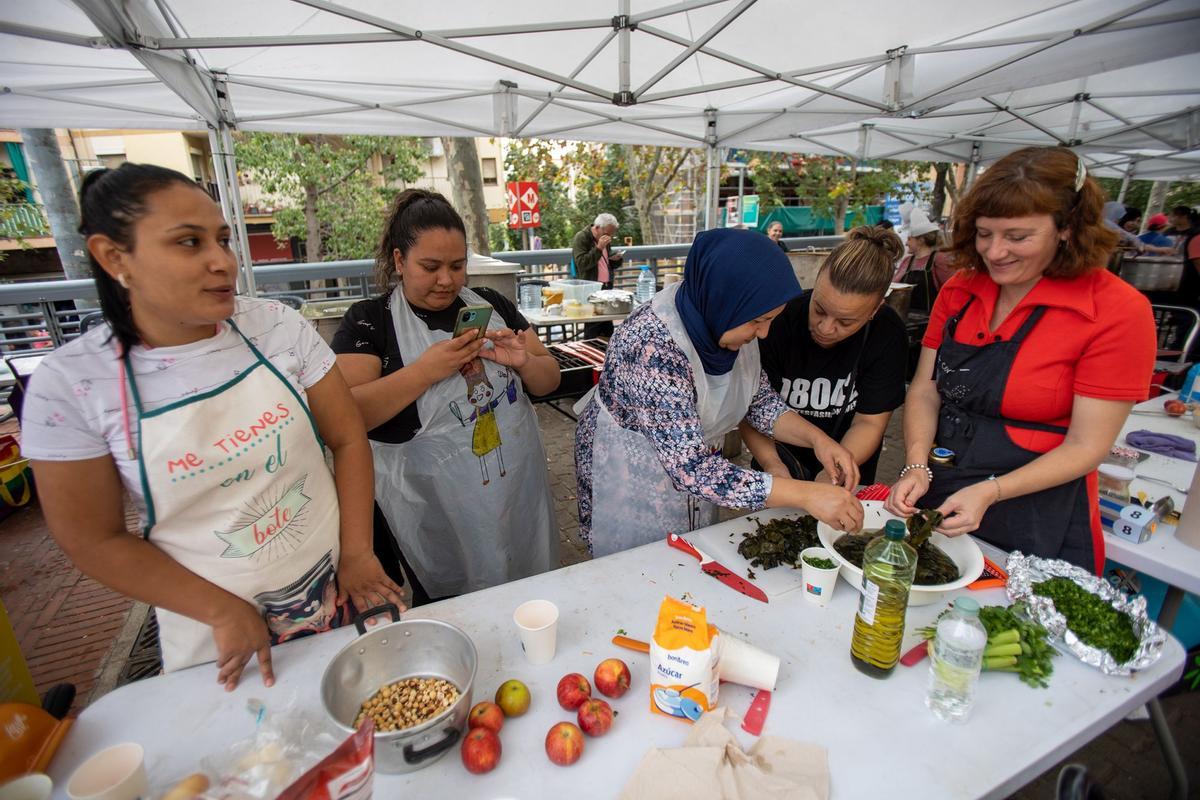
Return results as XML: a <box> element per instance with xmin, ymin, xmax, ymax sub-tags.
<box><xmin>1119</xmin><ymin>256</ymin><xmax>1183</xmax><ymax>292</ymax></box>
<box><xmin>320</xmin><ymin>605</ymin><xmax>477</xmax><ymax>774</ymax></box>
<box><xmin>884</xmin><ymin>282</ymin><xmax>914</xmax><ymax>321</ymax></box>
<box><xmin>588</xmin><ymin>293</ymin><xmax>633</xmax><ymax>314</ymax></box>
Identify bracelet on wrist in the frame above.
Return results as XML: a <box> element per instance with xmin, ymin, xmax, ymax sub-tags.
<box><xmin>899</xmin><ymin>463</ymin><xmax>934</xmax><ymax>483</ymax></box>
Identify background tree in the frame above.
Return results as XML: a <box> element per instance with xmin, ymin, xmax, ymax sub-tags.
<box><xmin>1096</xmin><ymin>177</ymin><xmax>1200</xmax><ymax>219</ymax></box>
<box><xmin>618</xmin><ymin>145</ymin><xmax>694</xmax><ymax>244</ymax></box>
<box><xmin>235</xmin><ymin>133</ymin><xmax>425</xmax><ymax>262</ymax></box>
<box><xmin>441</xmin><ymin>137</ymin><xmax>490</xmax><ymax>255</ymax></box>
<box><xmin>492</xmin><ymin>138</ymin><xmax>578</xmax><ymax>251</ymax></box>
<box><xmin>0</xmin><ymin>174</ymin><xmax>37</xmax><ymax>265</ymax></box>
<box><xmin>569</xmin><ymin>142</ymin><xmax>642</xmax><ymax>245</ymax></box>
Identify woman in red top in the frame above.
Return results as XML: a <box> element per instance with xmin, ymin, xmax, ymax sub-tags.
<box><xmin>885</xmin><ymin>147</ymin><xmax>1156</xmax><ymax>573</ymax></box>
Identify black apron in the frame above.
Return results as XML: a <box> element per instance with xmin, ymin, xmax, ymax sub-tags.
<box><xmin>920</xmin><ymin>297</ymin><xmax>1099</xmax><ymax>572</ymax></box>
<box><xmin>898</xmin><ymin>249</ymin><xmax>939</xmax><ymax>314</ymax></box>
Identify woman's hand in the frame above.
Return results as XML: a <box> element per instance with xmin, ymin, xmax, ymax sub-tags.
<box><xmin>885</xmin><ymin>469</ymin><xmax>930</xmax><ymax>517</ymax></box>
<box><xmin>412</xmin><ymin>330</ymin><xmax>486</xmax><ymax>384</ymax></box>
<box><xmin>811</xmin><ymin>435</ymin><xmax>859</xmax><ymax>490</ymax></box>
<box><xmin>801</xmin><ymin>482</ymin><xmax>864</xmax><ymax>532</ymax></box>
<box><xmin>935</xmin><ymin>480</ymin><xmax>1001</xmax><ymax>537</ymax></box>
<box><xmin>337</xmin><ymin>550</ymin><xmax>407</xmax><ymax>615</ymax></box>
<box><xmin>211</xmin><ymin>599</ymin><xmax>274</xmax><ymax>692</ymax></box>
<box><xmin>479</xmin><ymin>328</ymin><xmax>528</xmax><ymax>369</ymax></box>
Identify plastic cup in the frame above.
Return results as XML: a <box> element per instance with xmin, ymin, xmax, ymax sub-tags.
<box><xmin>0</xmin><ymin>775</ymin><xmax>52</xmax><ymax>800</ymax></box>
<box><xmin>66</xmin><ymin>743</ymin><xmax>147</xmax><ymax>800</ymax></box>
<box><xmin>800</xmin><ymin>546</ymin><xmax>841</xmax><ymax>607</ymax></box>
<box><xmin>513</xmin><ymin>599</ymin><xmax>559</xmax><ymax>664</ymax></box>
<box><xmin>717</xmin><ymin>632</ymin><xmax>779</xmax><ymax>691</ymax></box>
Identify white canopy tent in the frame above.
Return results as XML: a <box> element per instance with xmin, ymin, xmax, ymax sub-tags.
<box><xmin>2</xmin><ymin>0</ymin><xmax>1198</xmax><ymax>291</ymax></box>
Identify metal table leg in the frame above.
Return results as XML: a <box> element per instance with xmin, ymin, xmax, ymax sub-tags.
<box><xmin>1147</xmin><ymin>696</ymin><xmax>1188</xmax><ymax>800</ymax></box>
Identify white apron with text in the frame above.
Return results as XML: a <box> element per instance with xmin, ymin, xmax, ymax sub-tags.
<box><xmin>587</xmin><ymin>282</ymin><xmax>760</xmax><ymax>557</ymax></box>
<box><xmin>371</xmin><ymin>286</ymin><xmax>556</xmax><ymax>597</ymax></box>
<box><xmin>128</xmin><ymin>323</ymin><xmax>342</xmax><ymax>672</ymax></box>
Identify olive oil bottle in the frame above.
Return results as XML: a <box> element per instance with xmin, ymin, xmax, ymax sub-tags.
<box><xmin>850</xmin><ymin>519</ymin><xmax>917</xmax><ymax>678</ymax></box>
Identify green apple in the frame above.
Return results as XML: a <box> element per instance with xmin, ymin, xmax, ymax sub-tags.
<box><xmin>494</xmin><ymin>679</ymin><xmax>531</xmax><ymax>717</ymax></box>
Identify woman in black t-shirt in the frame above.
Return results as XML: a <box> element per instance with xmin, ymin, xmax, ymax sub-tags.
<box><xmin>332</xmin><ymin>190</ymin><xmax>561</xmax><ymax>605</ymax></box>
<box><xmin>743</xmin><ymin>226</ymin><xmax>909</xmax><ymax>485</ymax></box>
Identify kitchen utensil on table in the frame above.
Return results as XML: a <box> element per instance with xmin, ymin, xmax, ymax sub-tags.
<box><xmin>612</xmin><ymin>635</ymin><xmax>649</xmax><ymax>653</ymax></box>
<box><xmin>967</xmin><ymin>556</ymin><xmax>1009</xmax><ymax>591</ymax></box>
<box><xmin>667</xmin><ymin>533</ymin><xmax>768</xmax><ymax>603</ymax></box>
<box><xmin>741</xmin><ymin>690</ymin><xmax>772</xmax><ymax>736</ymax></box>
<box><xmin>321</xmin><ymin>605</ymin><xmax>476</xmax><ymax>774</ymax></box>
<box><xmin>817</xmin><ymin>501</ymin><xmax>984</xmax><ymax>606</ymax></box>
<box><xmin>513</xmin><ymin>599</ymin><xmax>559</xmax><ymax>664</ymax></box>
<box><xmin>65</xmin><ymin>743</ymin><xmax>146</xmax><ymax>800</ymax></box>
<box><xmin>1135</xmin><ymin>473</ymin><xmax>1190</xmax><ymax>494</ymax></box>
<box><xmin>0</xmin><ymin>774</ymin><xmax>51</xmax><ymax>800</ymax></box>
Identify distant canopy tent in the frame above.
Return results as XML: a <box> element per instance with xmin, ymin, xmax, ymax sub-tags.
<box><xmin>1</xmin><ymin>0</ymin><xmax>1198</xmax><ymax>293</ymax></box>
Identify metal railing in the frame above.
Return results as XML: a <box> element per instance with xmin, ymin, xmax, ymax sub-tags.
<box><xmin>0</xmin><ymin>237</ymin><xmax>842</xmax><ymax>358</ymax></box>
<box><xmin>0</xmin><ymin>204</ymin><xmax>50</xmax><ymax>238</ymax></box>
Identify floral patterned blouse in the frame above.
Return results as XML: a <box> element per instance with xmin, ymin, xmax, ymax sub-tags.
<box><xmin>574</xmin><ymin>302</ymin><xmax>787</xmax><ymax>551</ymax></box>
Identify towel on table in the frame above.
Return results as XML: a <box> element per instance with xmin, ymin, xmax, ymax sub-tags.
<box><xmin>1125</xmin><ymin>430</ymin><xmax>1197</xmax><ymax>462</ymax></box>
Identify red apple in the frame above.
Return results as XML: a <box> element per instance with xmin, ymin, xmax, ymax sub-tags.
<box><xmin>461</xmin><ymin>727</ymin><xmax>501</xmax><ymax>774</ymax></box>
<box><xmin>545</xmin><ymin>721</ymin><xmax>585</xmax><ymax>766</ymax></box>
<box><xmin>468</xmin><ymin>701</ymin><xmax>504</xmax><ymax>733</ymax></box>
<box><xmin>593</xmin><ymin>658</ymin><xmax>632</xmax><ymax>699</ymax></box>
<box><xmin>1165</xmin><ymin>399</ymin><xmax>1188</xmax><ymax>416</ymax></box>
<box><xmin>556</xmin><ymin>673</ymin><xmax>592</xmax><ymax>710</ymax></box>
<box><xmin>577</xmin><ymin>698</ymin><xmax>613</xmax><ymax>737</ymax></box>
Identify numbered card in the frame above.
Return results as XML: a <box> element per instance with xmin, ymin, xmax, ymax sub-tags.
<box><xmin>1111</xmin><ymin>504</ymin><xmax>1156</xmax><ymax>544</ymax></box>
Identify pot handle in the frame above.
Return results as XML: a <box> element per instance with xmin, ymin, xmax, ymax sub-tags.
<box><xmin>403</xmin><ymin>727</ymin><xmax>461</xmax><ymax>764</ymax></box>
<box><xmin>353</xmin><ymin>603</ymin><xmax>401</xmax><ymax>635</ymax></box>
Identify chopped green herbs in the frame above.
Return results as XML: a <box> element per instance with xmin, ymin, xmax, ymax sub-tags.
<box><xmin>1033</xmin><ymin>577</ymin><xmax>1139</xmax><ymax>664</ymax></box>
<box><xmin>802</xmin><ymin>555</ymin><xmax>837</xmax><ymax>570</ymax></box>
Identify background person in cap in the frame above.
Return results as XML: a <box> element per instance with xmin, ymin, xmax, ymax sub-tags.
<box><xmin>574</xmin><ymin>228</ymin><xmax>863</xmax><ymax>558</ymax></box>
<box><xmin>892</xmin><ymin>208</ymin><xmax>955</xmax><ymax>314</ymax></box>
<box><xmin>1138</xmin><ymin>214</ymin><xmax>1175</xmax><ymax>249</ymax></box>
<box><xmin>745</xmin><ymin>226</ymin><xmax>908</xmax><ymax>487</ymax></box>
<box><xmin>766</xmin><ymin>220</ymin><xmax>788</xmax><ymax>251</ymax></box>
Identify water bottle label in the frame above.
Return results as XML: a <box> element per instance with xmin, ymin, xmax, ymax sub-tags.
<box><xmin>857</xmin><ymin>579</ymin><xmax>880</xmax><ymax>626</ymax></box>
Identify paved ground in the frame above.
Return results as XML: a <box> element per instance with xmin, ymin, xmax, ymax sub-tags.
<box><xmin>1</xmin><ymin>402</ymin><xmax>1196</xmax><ymax>797</ymax></box>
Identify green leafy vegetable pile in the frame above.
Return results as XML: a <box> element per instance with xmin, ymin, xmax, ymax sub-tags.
<box><xmin>1033</xmin><ymin>577</ymin><xmax>1139</xmax><ymax>664</ymax></box>
<box><xmin>919</xmin><ymin>602</ymin><xmax>1057</xmax><ymax>688</ymax></box>
<box><xmin>737</xmin><ymin>516</ymin><xmax>820</xmax><ymax>569</ymax></box>
<box><xmin>833</xmin><ymin>510</ymin><xmax>960</xmax><ymax>586</ymax></box>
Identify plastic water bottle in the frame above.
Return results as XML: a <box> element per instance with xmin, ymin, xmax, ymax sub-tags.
<box><xmin>1181</xmin><ymin>362</ymin><xmax>1200</xmax><ymax>403</ymax></box>
<box><xmin>635</xmin><ymin>266</ymin><xmax>656</xmax><ymax>305</ymax></box>
<box><xmin>926</xmin><ymin>596</ymin><xmax>988</xmax><ymax>723</ymax></box>
<box><xmin>849</xmin><ymin>519</ymin><xmax>917</xmax><ymax>678</ymax></box>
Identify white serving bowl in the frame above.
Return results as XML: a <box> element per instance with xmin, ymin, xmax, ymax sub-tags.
<box><xmin>817</xmin><ymin>500</ymin><xmax>985</xmax><ymax>606</ymax></box>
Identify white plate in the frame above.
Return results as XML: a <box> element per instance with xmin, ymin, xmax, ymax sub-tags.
<box><xmin>817</xmin><ymin>501</ymin><xmax>985</xmax><ymax>606</ymax></box>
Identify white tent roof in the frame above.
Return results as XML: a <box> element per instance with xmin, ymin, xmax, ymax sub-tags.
<box><xmin>1</xmin><ymin>0</ymin><xmax>1198</xmax><ymax>176</ymax></box>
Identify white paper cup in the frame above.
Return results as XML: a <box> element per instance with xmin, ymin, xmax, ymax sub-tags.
<box><xmin>513</xmin><ymin>599</ymin><xmax>559</xmax><ymax>664</ymax></box>
<box><xmin>717</xmin><ymin>633</ymin><xmax>779</xmax><ymax>691</ymax></box>
<box><xmin>66</xmin><ymin>743</ymin><xmax>147</xmax><ymax>800</ymax></box>
<box><xmin>800</xmin><ymin>546</ymin><xmax>841</xmax><ymax>607</ymax></box>
<box><xmin>0</xmin><ymin>774</ymin><xmax>52</xmax><ymax>800</ymax></box>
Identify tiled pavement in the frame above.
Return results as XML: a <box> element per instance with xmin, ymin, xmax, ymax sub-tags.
<box><xmin>1</xmin><ymin>403</ymin><xmax>1196</xmax><ymax>797</ymax></box>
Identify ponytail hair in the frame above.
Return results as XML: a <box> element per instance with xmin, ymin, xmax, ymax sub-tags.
<box><xmin>375</xmin><ymin>188</ymin><xmax>466</xmax><ymax>290</ymax></box>
<box><xmin>78</xmin><ymin>163</ymin><xmax>199</xmax><ymax>355</ymax></box>
<box><xmin>819</xmin><ymin>225</ymin><xmax>905</xmax><ymax>298</ymax></box>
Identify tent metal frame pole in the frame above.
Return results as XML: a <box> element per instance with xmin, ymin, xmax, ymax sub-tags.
<box><xmin>1085</xmin><ymin>99</ymin><xmax>1182</xmax><ymax>151</ymax></box>
<box><xmin>618</xmin><ymin>0</ymin><xmax>631</xmax><ymax>98</ymax></box>
<box><xmin>513</xmin><ymin>30</ymin><xmax>615</xmax><ymax>136</ymax></box>
<box><xmin>1081</xmin><ymin>104</ymin><xmax>1200</xmax><ymax>146</ymax></box>
<box><xmin>964</xmin><ymin>142</ymin><xmax>982</xmax><ymax>188</ymax></box>
<box><xmin>704</xmin><ymin>110</ymin><xmax>720</xmax><ymax>231</ymax></box>
<box><xmin>633</xmin><ymin>0</ymin><xmax>755</xmax><ymax>98</ymax></box>
<box><xmin>1117</xmin><ymin>162</ymin><xmax>1136</xmax><ymax>203</ymax></box>
<box><xmin>208</xmin><ymin>124</ymin><xmax>256</xmax><ymax>297</ymax></box>
<box><xmin>0</xmin><ymin>21</ymin><xmax>108</xmax><ymax>48</ymax></box>
<box><xmin>982</xmin><ymin>96</ymin><xmax>1068</xmax><ymax>145</ymax></box>
<box><xmin>789</xmin><ymin>133</ymin><xmax>858</xmax><ymax>160</ymax></box>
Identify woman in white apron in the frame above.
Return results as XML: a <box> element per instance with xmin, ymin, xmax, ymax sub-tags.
<box><xmin>575</xmin><ymin>228</ymin><xmax>866</xmax><ymax>558</ymax></box>
<box><xmin>24</xmin><ymin>164</ymin><xmax>402</xmax><ymax>690</ymax></box>
<box><xmin>335</xmin><ymin>189</ymin><xmax>560</xmax><ymax>600</ymax></box>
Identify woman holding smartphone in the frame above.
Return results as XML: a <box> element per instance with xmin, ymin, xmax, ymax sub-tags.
<box><xmin>333</xmin><ymin>189</ymin><xmax>560</xmax><ymax>602</ymax></box>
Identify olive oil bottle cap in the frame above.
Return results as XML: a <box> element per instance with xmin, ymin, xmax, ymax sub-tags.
<box><xmin>883</xmin><ymin>519</ymin><xmax>906</xmax><ymax>540</ymax></box>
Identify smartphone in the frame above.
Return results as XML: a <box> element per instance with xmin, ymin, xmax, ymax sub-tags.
<box><xmin>453</xmin><ymin>304</ymin><xmax>493</xmax><ymax>338</ymax></box>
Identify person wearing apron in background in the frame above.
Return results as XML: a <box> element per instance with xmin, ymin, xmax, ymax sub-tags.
<box><xmin>892</xmin><ymin>208</ymin><xmax>955</xmax><ymax>315</ymax></box>
<box><xmin>334</xmin><ymin>189</ymin><xmax>560</xmax><ymax>601</ymax></box>
<box><xmin>886</xmin><ymin>148</ymin><xmax>1157</xmax><ymax>573</ymax></box>
<box><xmin>23</xmin><ymin>164</ymin><xmax>402</xmax><ymax>691</ymax></box>
<box><xmin>574</xmin><ymin>228</ymin><xmax>864</xmax><ymax>558</ymax></box>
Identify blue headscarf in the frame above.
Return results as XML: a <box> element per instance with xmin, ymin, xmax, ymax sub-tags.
<box><xmin>674</xmin><ymin>228</ymin><xmax>802</xmax><ymax>376</ymax></box>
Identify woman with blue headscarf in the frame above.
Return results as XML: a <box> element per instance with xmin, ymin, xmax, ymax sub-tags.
<box><xmin>574</xmin><ymin>228</ymin><xmax>864</xmax><ymax>557</ymax></box>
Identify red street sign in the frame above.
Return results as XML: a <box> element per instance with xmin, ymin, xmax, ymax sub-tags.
<box><xmin>506</xmin><ymin>180</ymin><xmax>540</xmax><ymax>229</ymax></box>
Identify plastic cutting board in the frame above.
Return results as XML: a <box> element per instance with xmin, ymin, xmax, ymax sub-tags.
<box><xmin>688</xmin><ymin>508</ymin><xmax>815</xmax><ymax>598</ymax></box>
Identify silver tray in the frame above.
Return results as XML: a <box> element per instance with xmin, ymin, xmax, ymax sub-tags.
<box><xmin>1005</xmin><ymin>552</ymin><xmax>1166</xmax><ymax>675</ymax></box>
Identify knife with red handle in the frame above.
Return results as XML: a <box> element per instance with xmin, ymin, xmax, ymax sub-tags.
<box><xmin>667</xmin><ymin>533</ymin><xmax>768</xmax><ymax>603</ymax></box>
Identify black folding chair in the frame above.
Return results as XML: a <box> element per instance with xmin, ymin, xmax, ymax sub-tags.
<box><xmin>1150</xmin><ymin>304</ymin><xmax>1199</xmax><ymax>364</ymax></box>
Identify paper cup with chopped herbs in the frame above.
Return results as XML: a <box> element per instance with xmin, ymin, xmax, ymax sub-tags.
<box><xmin>1004</xmin><ymin>552</ymin><xmax>1167</xmax><ymax>675</ymax></box>
<box><xmin>800</xmin><ymin>547</ymin><xmax>841</xmax><ymax>606</ymax></box>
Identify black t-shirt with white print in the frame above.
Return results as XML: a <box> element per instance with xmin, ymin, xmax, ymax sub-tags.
<box><xmin>331</xmin><ymin>287</ymin><xmax>528</xmax><ymax>444</ymax></box>
<box><xmin>759</xmin><ymin>291</ymin><xmax>908</xmax><ymax>484</ymax></box>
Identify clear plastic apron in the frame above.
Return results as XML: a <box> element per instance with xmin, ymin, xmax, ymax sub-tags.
<box><xmin>371</xmin><ymin>286</ymin><xmax>557</xmax><ymax>596</ymax></box>
<box><xmin>585</xmin><ymin>283</ymin><xmax>760</xmax><ymax>558</ymax></box>
<box><xmin>128</xmin><ymin>323</ymin><xmax>342</xmax><ymax>672</ymax></box>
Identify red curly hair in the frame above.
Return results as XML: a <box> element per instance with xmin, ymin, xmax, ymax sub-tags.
<box><xmin>949</xmin><ymin>147</ymin><xmax>1117</xmax><ymax>279</ymax></box>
